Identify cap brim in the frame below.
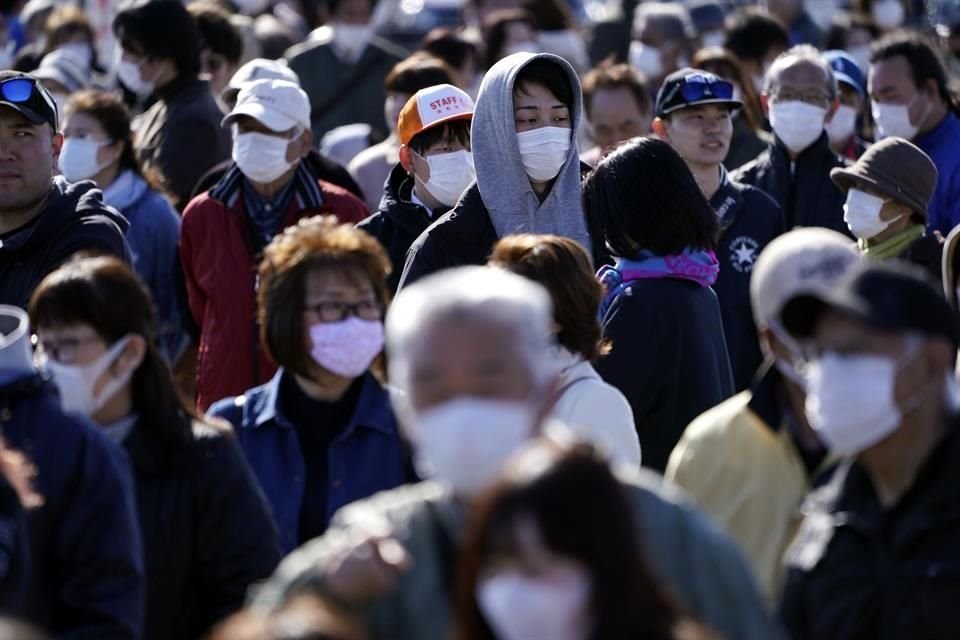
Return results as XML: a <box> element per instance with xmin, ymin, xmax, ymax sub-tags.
<box><xmin>781</xmin><ymin>286</ymin><xmax>872</xmax><ymax>339</ymax></box>
<box><xmin>659</xmin><ymin>98</ymin><xmax>743</xmax><ymax>117</ymax></box>
<box><xmin>830</xmin><ymin>167</ymin><xmax>921</xmax><ymax>216</ymax></box>
<box><xmin>221</xmin><ymin>102</ymin><xmax>298</xmax><ymax>132</ymax></box>
<box><xmin>835</xmin><ymin>74</ymin><xmax>865</xmax><ymax>97</ymax></box>
<box><xmin>0</xmin><ymin>101</ymin><xmax>47</xmax><ymax>126</ymax></box>
<box><xmin>402</xmin><ymin>111</ymin><xmax>473</xmax><ymax>146</ymax></box>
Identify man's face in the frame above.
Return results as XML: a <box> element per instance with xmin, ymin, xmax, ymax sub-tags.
<box><xmin>409</xmin><ymin>128</ymin><xmax>471</xmax><ymax>185</ymax></box>
<box><xmin>588</xmin><ymin>86</ymin><xmax>650</xmax><ymax>154</ymax></box>
<box><xmin>201</xmin><ymin>49</ymin><xmax>236</xmax><ymax>97</ymax></box>
<box><xmin>658</xmin><ymin>104</ymin><xmax>732</xmax><ymax>167</ymax></box>
<box><xmin>869</xmin><ymin>55</ymin><xmax>931</xmax><ymax>126</ymax></box>
<box><xmin>0</xmin><ymin>109</ymin><xmax>60</xmax><ymax>213</ymax></box>
<box><xmin>333</xmin><ymin>0</ymin><xmax>373</xmax><ymax>24</ymax></box>
<box><xmin>232</xmin><ymin>115</ymin><xmax>303</xmax><ymax>164</ymax></box>
<box><xmin>838</xmin><ymin>83</ymin><xmax>864</xmax><ymax>113</ymax></box>
<box><xmin>406</xmin><ymin>316</ymin><xmax>538</xmax><ymax>414</ymax></box>
<box><xmin>765</xmin><ymin>60</ymin><xmax>835</xmax><ymax>118</ymax></box>
<box><xmin>635</xmin><ymin>18</ymin><xmax>683</xmax><ymax>76</ymax></box>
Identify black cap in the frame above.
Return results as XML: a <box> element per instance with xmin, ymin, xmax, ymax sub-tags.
<box><xmin>783</xmin><ymin>260</ymin><xmax>960</xmax><ymax>348</ymax></box>
<box><xmin>654</xmin><ymin>68</ymin><xmax>743</xmax><ymax>118</ymax></box>
<box><xmin>0</xmin><ymin>71</ymin><xmax>58</xmax><ymax>130</ymax></box>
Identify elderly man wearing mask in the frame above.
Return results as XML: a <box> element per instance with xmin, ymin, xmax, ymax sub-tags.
<box><xmin>779</xmin><ymin>260</ymin><xmax>960</xmax><ymax>639</ymax></box>
<box><xmin>733</xmin><ymin>45</ymin><xmax>851</xmax><ymax>237</ymax></box>
<box><xmin>250</xmin><ymin>266</ymin><xmax>782</xmax><ymax>640</ymax></box>
<box><xmin>629</xmin><ymin>3</ymin><xmax>694</xmax><ymax>94</ymax></box>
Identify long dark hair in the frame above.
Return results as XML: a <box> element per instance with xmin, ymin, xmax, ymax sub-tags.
<box><xmin>583</xmin><ymin>136</ymin><xmax>719</xmax><ymax>261</ymax></box>
<box><xmin>28</xmin><ymin>255</ymin><xmax>196</xmax><ymax>450</ymax></box>
<box><xmin>455</xmin><ymin>443</ymin><xmax>699</xmax><ymax>640</ymax></box>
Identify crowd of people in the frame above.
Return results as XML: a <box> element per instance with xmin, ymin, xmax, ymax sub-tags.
<box><xmin>0</xmin><ymin>0</ymin><xmax>958</xmax><ymax>637</ymax></box>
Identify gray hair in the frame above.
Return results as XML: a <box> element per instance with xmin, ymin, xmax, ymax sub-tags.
<box><xmin>764</xmin><ymin>44</ymin><xmax>839</xmax><ymax>100</ymax></box>
<box><xmin>633</xmin><ymin>2</ymin><xmax>695</xmax><ymax>42</ymax></box>
<box><xmin>386</xmin><ymin>266</ymin><xmax>555</xmax><ymax>392</ymax></box>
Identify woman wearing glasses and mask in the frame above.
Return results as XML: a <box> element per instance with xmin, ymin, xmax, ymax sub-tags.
<box><xmin>28</xmin><ymin>254</ymin><xmax>282</xmax><ymax>640</ymax></box>
<box><xmin>208</xmin><ymin>216</ymin><xmax>414</xmax><ymax>552</ymax></box>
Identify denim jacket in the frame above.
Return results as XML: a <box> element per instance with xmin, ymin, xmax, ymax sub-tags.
<box><xmin>208</xmin><ymin>369</ymin><xmax>412</xmax><ymax>552</ymax></box>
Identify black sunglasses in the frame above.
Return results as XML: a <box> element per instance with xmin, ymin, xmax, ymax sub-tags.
<box><xmin>666</xmin><ymin>75</ymin><xmax>735</xmax><ymax>106</ymax></box>
<box><xmin>0</xmin><ymin>76</ymin><xmax>57</xmax><ymax>128</ymax></box>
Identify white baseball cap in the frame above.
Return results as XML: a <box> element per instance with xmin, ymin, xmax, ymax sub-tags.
<box><xmin>222</xmin><ymin>78</ymin><xmax>310</xmax><ymax>133</ymax></box>
<box><xmin>220</xmin><ymin>58</ymin><xmax>300</xmax><ymax>106</ymax></box>
<box><xmin>750</xmin><ymin>227</ymin><xmax>860</xmax><ymax>330</ymax></box>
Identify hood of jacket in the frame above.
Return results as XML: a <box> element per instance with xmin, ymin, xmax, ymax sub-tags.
<box><xmin>101</xmin><ymin>170</ymin><xmax>152</xmax><ymax>212</ymax></box>
<box><xmin>0</xmin><ymin>177</ymin><xmax>129</xmax><ymax>253</ymax></box>
<box><xmin>471</xmin><ymin>52</ymin><xmax>590</xmax><ymax>252</ymax></box>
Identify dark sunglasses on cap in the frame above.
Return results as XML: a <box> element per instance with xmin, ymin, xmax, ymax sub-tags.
<box><xmin>0</xmin><ymin>76</ymin><xmax>58</xmax><ymax>129</ymax></box>
<box><xmin>667</xmin><ymin>74</ymin><xmax>734</xmax><ymax>104</ymax></box>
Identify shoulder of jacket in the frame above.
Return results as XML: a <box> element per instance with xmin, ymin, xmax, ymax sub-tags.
<box><xmin>334</xmin><ymin>481</ymin><xmax>449</xmax><ymax>529</ymax></box>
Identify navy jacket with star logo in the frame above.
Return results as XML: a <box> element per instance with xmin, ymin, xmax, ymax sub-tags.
<box><xmin>710</xmin><ymin>170</ymin><xmax>786</xmax><ymax>391</ymax></box>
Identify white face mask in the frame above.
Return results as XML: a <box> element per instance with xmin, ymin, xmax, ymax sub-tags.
<box><xmin>331</xmin><ymin>22</ymin><xmax>373</xmax><ymax>61</ymax></box>
<box><xmin>59</xmin><ymin>137</ymin><xmax>112</xmax><ymax>182</ymax></box>
<box><xmin>872</xmin><ymin>93</ymin><xmax>929</xmax><ymax>140</ymax></box>
<box><xmin>116</xmin><ymin>57</ymin><xmax>155</xmax><ymax>96</ymax></box>
<box><xmin>769</xmin><ymin>101</ymin><xmax>827</xmax><ymax>153</ymax></box>
<box><xmin>309</xmin><ymin>318</ymin><xmax>384</xmax><ymax>379</ymax></box>
<box><xmin>477</xmin><ymin>567</ymin><xmax>592</xmax><ymax>640</ymax></box>
<box><xmin>59</xmin><ymin>41</ymin><xmax>93</xmax><ymax>67</ymax></box>
<box><xmin>844</xmin><ymin>188</ymin><xmax>899</xmax><ymax>240</ymax></box>
<box><xmin>628</xmin><ymin>41</ymin><xmax>663</xmax><ymax>79</ymax></box>
<box><xmin>872</xmin><ymin>0</ymin><xmax>905</xmax><ymax>30</ymax></box>
<box><xmin>847</xmin><ymin>45</ymin><xmax>871</xmax><ymax>73</ymax></box>
<box><xmin>825</xmin><ymin>104</ymin><xmax>858</xmax><ymax>147</ymax></box>
<box><xmin>233</xmin><ymin>129</ymin><xmax>295</xmax><ymax>184</ymax></box>
<box><xmin>410</xmin><ymin>397</ymin><xmax>536</xmax><ymax>495</ymax></box>
<box><xmin>44</xmin><ymin>336</ymin><xmax>133</xmax><ymax>418</ymax></box>
<box><xmin>517</xmin><ymin>126</ymin><xmax>570</xmax><ymax>183</ymax></box>
<box><xmin>416</xmin><ymin>149</ymin><xmax>475</xmax><ymax>208</ymax></box>
<box><xmin>805</xmin><ymin>344</ymin><xmax>918</xmax><ymax>456</ymax></box>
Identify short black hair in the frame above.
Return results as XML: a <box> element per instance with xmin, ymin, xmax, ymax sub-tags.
<box><xmin>871</xmin><ymin>31</ymin><xmax>957</xmax><ymax>112</ymax></box>
<box><xmin>189</xmin><ymin>3</ymin><xmax>243</xmax><ymax>64</ymax></box>
<box><xmin>515</xmin><ymin>58</ymin><xmax>574</xmax><ymax>110</ymax></box>
<box><xmin>384</xmin><ymin>53</ymin><xmax>455</xmax><ymax>95</ymax></box>
<box><xmin>408</xmin><ymin>119</ymin><xmax>472</xmax><ymax>155</ymax></box>
<box><xmin>113</xmin><ymin>0</ymin><xmax>202</xmax><ymax>77</ymax></box>
<box><xmin>724</xmin><ymin>8</ymin><xmax>790</xmax><ymax>63</ymax></box>
<box><xmin>421</xmin><ymin>28</ymin><xmax>480</xmax><ymax>72</ymax></box>
<box><xmin>584</xmin><ymin>137</ymin><xmax>718</xmax><ymax>259</ymax></box>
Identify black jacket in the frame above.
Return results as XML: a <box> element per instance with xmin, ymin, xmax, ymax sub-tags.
<box><xmin>724</xmin><ymin>116</ymin><xmax>771</xmax><ymax>171</ymax></box>
<box><xmin>357</xmin><ymin>164</ymin><xmax>437</xmax><ymax>294</ymax></box>
<box><xmin>732</xmin><ymin>133</ymin><xmax>852</xmax><ymax>237</ymax></box>
<box><xmin>0</xmin><ymin>179</ymin><xmax>130</xmax><ymax>309</ymax></box>
<box><xmin>189</xmin><ymin>150</ymin><xmax>365</xmax><ymax>204</ymax></box>
<box><xmin>780</xmin><ymin>421</ymin><xmax>960</xmax><ymax>640</ymax></box>
<box><xmin>124</xmin><ymin>419</ymin><xmax>282</xmax><ymax>640</ymax></box>
<box><xmin>595</xmin><ymin>278</ymin><xmax>735</xmax><ymax>472</ymax></box>
<box><xmin>0</xmin><ymin>374</ymin><xmax>144</xmax><ymax>638</ymax></box>
<box><xmin>711</xmin><ymin>173</ymin><xmax>786</xmax><ymax>391</ymax></box>
<box><xmin>397</xmin><ymin>183</ymin><xmax>497</xmax><ymax>290</ymax></box>
<box><xmin>901</xmin><ymin>232</ymin><xmax>944</xmax><ymax>283</ymax></box>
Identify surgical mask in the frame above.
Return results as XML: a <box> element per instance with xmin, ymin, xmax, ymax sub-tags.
<box><xmin>517</xmin><ymin>126</ymin><xmax>570</xmax><ymax>182</ymax></box>
<box><xmin>477</xmin><ymin>568</ymin><xmax>592</xmax><ymax>640</ymax></box>
<box><xmin>410</xmin><ymin>397</ymin><xmax>536</xmax><ymax>495</ymax></box>
<box><xmin>59</xmin><ymin>42</ymin><xmax>93</xmax><ymax>67</ymax></box>
<box><xmin>331</xmin><ymin>22</ymin><xmax>373</xmax><ymax>61</ymax></box>
<box><xmin>701</xmin><ymin>30</ymin><xmax>726</xmax><ymax>48</ymax></box>
<box><xmin>872</xmin><ymin>93</ymin><xmax>929</xmax><ymax>140</ymax></box>
<box><xmin>805</xmin><ymin>344</ymin><xmax>919</xmax><ymax>456</ymax></box>
<box><xmin>417</xmin><ymin>149</ymin><xmax>475</xmax><ymax>208</ymax></box>
<box><xmin>629</xmin><ymin>41</ymin><xmax>663</xmax><ymax>79</ymax></box>
<box><xmin>844</xmin><ymin>188</ymin><xmax>899</xmax><ymax>240</ymax></box>
<box><xmin>847</xmin><ymin>45</ymin><xmax>871</xmax><ymax>73</ymax></box>
<box><xmin>59</xmin><ymin>137</ymin><xmax>111</xmax><ymax>182</ymax></box>
<box><xmin>233</xmin><ymin>130</ymin><xmax>294</xmax><ymax>183</ymax></box>
<box><xmin>44</xmin><ymin>336</ymin><xmax>133</xmax><ymax>418</ymax></box>
<box><xmin>505</xmin><ymin>41</ymin><xmax>540</xmax><ymax>56</ymax></box>
<box><xmin>116</xmin><ymin>57</ymin><xmax>155</xmax><ymax>96</ymax></box>
<box><xmin>872</xmin><ymin>0</ymin><xmax>905</xmax><ymax>30</ymax></box>
<box><xmin>309</xmin><ymin>318</ymin><xmax>384</xmax><ymax>378</ymax></box>
<box><xmin>769</xmin><ymin>101</ymin><xmax>826</xmax><ymax>153</ymax></box>
<box><xmin>825</xmin><ymin>104</ymin><xmax>858</xmax><ymax>147</ymax></box>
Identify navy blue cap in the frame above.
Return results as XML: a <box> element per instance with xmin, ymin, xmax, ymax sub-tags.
<box><xmin>655</xmin><ymin>68</ymin><xmax>742</xmax><ymax>117</ymax></box>
<box><xmin>822</xmin><ymin>50</ymin><xmax>866</xmax><ymax>97</ymax></box>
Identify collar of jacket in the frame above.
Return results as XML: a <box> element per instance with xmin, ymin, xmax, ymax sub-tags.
<box><xmin>210</xmin><ymin>162</ymin><xmax>326</xmax><ymax>211</ymax></box>
<box><xmin>154</xmin><ymin>74</ymin><xmax>205</xmax><ymax>103</ymax></box>
<box><xmin>771</xmin><ymin>131</ymin><xmax>837</xmax><ymax>170</ymax></box>
<box><xmin>710</xmin><ymin>165</ymin><xmax>744</xmax><ymax>231</ymax></box>
<box><xmin>380</xmin><ymin>163</ymin><xmax>434</xmax><ymax>228</ymax></box>
<box><xmin>244</xmin><ymin>368</ymin><xmax>395</xmax><ymax>436</ymax></box>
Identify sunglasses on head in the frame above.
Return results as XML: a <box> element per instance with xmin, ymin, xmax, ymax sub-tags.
<box><xmin>0</xmin><ymin>76</ymin><xmax>57</xmax><ymax>127</ymax></box>
<box><xmin>666</xmin><ymin>75</ymin><xmax>735</xmax><ymax>106</ymax></box>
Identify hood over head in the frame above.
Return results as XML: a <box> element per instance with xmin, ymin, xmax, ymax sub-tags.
<box><xmin>471</xmin><ymin>52</ymin><xmax>591</xmax><ymax>255</ymax></box>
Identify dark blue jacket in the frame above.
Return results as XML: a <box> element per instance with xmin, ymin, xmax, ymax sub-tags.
<box><xmin>916</xmin><ymin>111</ymin><xmax>960</xmax><ymax>236</ymax></box>
<box><xmin>732</xmin><ymin>133</ymin><xmax>852</xmax><ymax>238</ymax></box>
<box><xmin>711</xmin><ymin>171</ymin><xmax>786</xmax><ymax>391</ymax></box>
<box><xmin>208</xmin><ymin>370</ymin><xmax>412</xmax><ymax>552</ymax></box>
<box><xmin>0</xmin><ymin>373</ymin><xmax>144</xmax><ymax>639</ymax></box>
<box><xmin>595</xmin><ymin>278</ymin><xmax>735</xmax><ymax>472</ymax></box>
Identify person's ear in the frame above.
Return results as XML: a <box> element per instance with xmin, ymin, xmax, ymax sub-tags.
<box><xmin>651</xmin><ymin>117</ymin><xmax>670</xmax><ymax>141</ymax></box>
<box><xmin>114</xmin><ymin>334</ymin><xmax>147</xmax><ymax>377</ymax></box>
<box><xmin>50</xmin><ymin>131</ymin><xmax>63</xmax><ymax>161</ymax></box>
<box><xmin>399</xmin><ymin>145</ymin><xmax>415</xmax><ymax>176</ymax></box>
<box><xmin>296</xmin><ymin>128</ymin><xmax>313</xmax><ymax>159</ymax></box>
<box><xmin>758</xmin><ymin>326</ymin><xmax>774</xmax><ymax>357</ymax></box>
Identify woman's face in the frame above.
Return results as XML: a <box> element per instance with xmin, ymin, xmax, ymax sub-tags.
<box><xmin>513</xmin><ymin>82</ymin><xmax>572</xmax><ymax>133</ymax></box>
<box><xmin>61</xmin><ymin>110</ymin><xmax>123</xmax><ymax>173</ymax></box>
<box><xmin>36</xmin><ymin>322</ymin><xmax>123</xmax><ymax>398</ymax></box>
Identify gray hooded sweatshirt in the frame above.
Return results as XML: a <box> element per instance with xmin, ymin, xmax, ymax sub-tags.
<box><xmin>473</xmin><ymin>52</ymin><xmax>591</xmax><ymax>251</ymax></box>
<box><xmin>397</xmin><ymin>53</ymin><xmax>592</xmax><ymax>288</ymax></box>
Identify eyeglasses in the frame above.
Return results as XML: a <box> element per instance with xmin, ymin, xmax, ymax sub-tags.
<box><xmin>0</xmin><ymin>76</ymin><xmax>58</xmax><ymax>128</ymax></box>
<box><xmin>664</xmin><ymin>75</ymin><xmax>735</xmax><ymax>106</ymax></box>
<box><xmin>770</xmin><ymin>89</ymin><xmax>832</xmax><ymax>107</ymax></box>
<box><xmin>303</xmin><ymin>300</ymin><xmax>382</xmax><ymax>323</ymax></box>
<box><xmin>34</xmin><ymin>334</ymin><xmax>103</xmax><ymax>363</ymax></box>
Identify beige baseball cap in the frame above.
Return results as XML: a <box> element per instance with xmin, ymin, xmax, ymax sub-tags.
<box><xmin>221</xmin><ymin>78</ymin><xmax>310</xmax><ymax>133</ymax></box>
<box><xmin>750</xmin><ymin>227</ymin><xmax>860</xmax><ymax>330</ymax></box>
<box><xmin>221</xmin><ymin>57</ymin><xmax>300</xmax><ymax>107</ymax></box>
